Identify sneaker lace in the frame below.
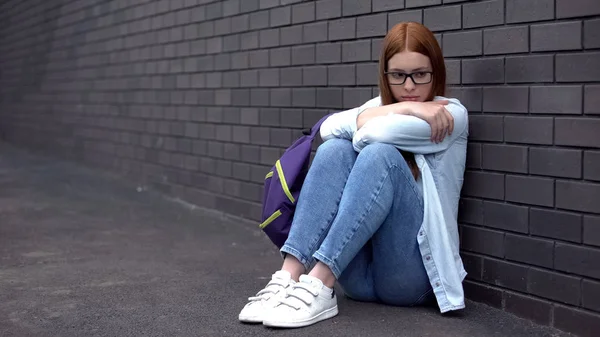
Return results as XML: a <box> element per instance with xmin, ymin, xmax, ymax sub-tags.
<box><xmin>278</xmin><ymin>282</ymin><xmax>319</xmax><ymax>310</ymax></box>
<box><xmin>247</xmin><ymin>278</ymin><xmax>288</xmax><ymax>302</ymax></box>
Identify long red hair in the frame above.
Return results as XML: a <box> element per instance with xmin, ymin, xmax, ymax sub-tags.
<box><xmin>377</xmin><ymin>22</ymin><xmax>446</xmax><ymax>179</ymax></box>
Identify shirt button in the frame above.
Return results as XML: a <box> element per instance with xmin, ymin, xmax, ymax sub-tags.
<box><xmin>419</xmin><ymin>231</ymin><xmax>424</xmax><ymax>236</ymax></box>
<box><xmin>426</xmin><ymin>256</ymin><xmax>431</xmax><ymax>261</ymax></box>
<box><xmin>435</xmin><ymin>282</ymin><xmax>440</xmax><ymax>287</ymax></box>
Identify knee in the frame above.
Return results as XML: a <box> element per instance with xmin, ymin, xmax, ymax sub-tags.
<box><xmin>315</xmin><ymin>138</ymin><xmax>355</xmax><ymax>160</ymax></box>
<box><xmin>357</xmin><ymin>143</ymin><xmax>401</xmax><ymax>166</ymax></box>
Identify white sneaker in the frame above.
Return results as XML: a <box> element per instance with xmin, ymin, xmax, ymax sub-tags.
<box><xmin>238</xmin><ymin>270</ymin><xmax>295</xmax><ymax>323</ymax></box>
<box><xmin>263</xmin><ymin>274</ymin><xmax>338</xmax><ymax>328</ymax></box>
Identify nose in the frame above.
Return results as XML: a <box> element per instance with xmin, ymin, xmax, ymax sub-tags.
<box><xmin>403</xmin><ymin>77</ymin><xmax>416</xmax><ymax>92</ymax></box>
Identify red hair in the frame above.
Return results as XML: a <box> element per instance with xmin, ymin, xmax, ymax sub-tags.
<box><xmin>378</xmin><ymin>22</ymin><xmax>446</xmax><ymax>105</ymax></box>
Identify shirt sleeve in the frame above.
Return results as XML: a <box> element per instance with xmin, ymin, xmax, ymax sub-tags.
<box><xmin>319</xmin><ymin>96</ymin><xmax>382</xmax><ymax>141</ymax></box>
<box><xmin>352</xmin><ymin>97</ymin><xmax>469</xmax><ymax>154</ymax></box>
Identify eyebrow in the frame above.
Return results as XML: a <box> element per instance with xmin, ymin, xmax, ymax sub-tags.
<box><xmin>388</xmin><ymin>67</ymin><xmax>431</xmax><ymax>72</ymax></box>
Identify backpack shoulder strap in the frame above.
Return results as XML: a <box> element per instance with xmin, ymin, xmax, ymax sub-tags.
<box><xmin>302</xmin><ymin>113</ymin><xmax>334</xmax><ymax>138</ymax></box>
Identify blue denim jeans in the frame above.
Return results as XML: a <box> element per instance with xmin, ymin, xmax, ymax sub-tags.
<box><xmin>280</xmin><ymin>138</ymin><xmax>433</xmax><ymax>306</ymax></box>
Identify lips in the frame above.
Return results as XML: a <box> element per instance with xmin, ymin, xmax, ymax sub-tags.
<box><xmin>402</xmin><ymin>96</ymin><xmax>420</xmax><ymax>101</ymax></box>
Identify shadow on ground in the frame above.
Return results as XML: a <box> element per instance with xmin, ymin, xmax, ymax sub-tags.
<box><xmin>0</xmin><ymin>143</ymin><xmax>571</xmax><ymax>337</ymax></box>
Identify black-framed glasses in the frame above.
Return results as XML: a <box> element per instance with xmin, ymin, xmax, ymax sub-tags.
<box><xmin>384</xmin><ymin>71</ymin><xmax>433</xmax><ymax>85</ymax></box>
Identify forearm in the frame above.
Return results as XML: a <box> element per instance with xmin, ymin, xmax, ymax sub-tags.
<box><xmin>356</xmin><ymin>102</ymin><xmax>411</xmax><ymax>129</ymax></box>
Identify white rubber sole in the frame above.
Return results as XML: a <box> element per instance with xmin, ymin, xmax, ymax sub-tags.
<box><xmin>238</xmin><ymin>314</ymin><xmax>263</xmax><ymax>324</ymax></box>
<box><xmin>262</xmin><ymin>305</ymin><xmax>339</xmax><ymax>328</ymax></box>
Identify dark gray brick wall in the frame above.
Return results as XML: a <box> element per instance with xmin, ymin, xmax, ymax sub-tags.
<box><xmin>0</xmin><ymin>1</ymin><xmax>598</xmax><ymax>335</ymax></box>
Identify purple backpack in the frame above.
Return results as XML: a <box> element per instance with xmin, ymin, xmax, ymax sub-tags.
<box><xmin>260</xmin><ymin>114</ymin><xmax>332</xmax><ymax>248</ymax></box>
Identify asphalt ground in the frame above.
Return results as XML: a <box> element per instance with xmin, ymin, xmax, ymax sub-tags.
<box><xmin>0</xmin><ymin>142</ymin><xmax>572</xmax><ymax>337</ymax></box>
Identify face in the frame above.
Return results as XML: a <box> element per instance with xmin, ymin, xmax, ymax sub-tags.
<box><xmin>386</xmin><ymin>51</ymin><xmax>433</xmax><ymax>103</ymax></box>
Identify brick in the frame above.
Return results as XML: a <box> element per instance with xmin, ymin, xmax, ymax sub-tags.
<box><xmin>260</xmin><ymin>0</ymin><xmax>279</xmax><ymax>9</ymax></box>
<box><xmin>280</xmin><ymin>25</ymin><xmax>302</xmax><ymax>45</ymax></box>
<box><xmin>316</xmin><ymin>0</ymin><xmax>342</xmax><ymax>20</ymax></box>
<box><xmin>223</xmin><ymin>0</ymin><xmax>240</xmax><ymax>16</ymax></box>
<box><xmin>461</xmin><ymin>225</ymin><xmax>504</xmax><ymax>258</ymax></box>
<box><xmin>241</xmin><ymin>0</ymin><xmax>259</xmax><ymax>12</ymax></box>
<box><xmin>505</xmin><ymin>234</ymin><xmax>554</xmax><ymax>268</ymax></box>
<box><xmin>343</xmin><ymin>88</ymin><xmax>374</xmax><ymax>109</ymax></box>
<box><xmin>406</xmin><ymin>0</ymin><xmax>441</xmax><ymax>8</ymax></box>
<box><xmin>270</xmin><ymin>88</ymin><xmax>292</xmax><ymax>106</ymax></box>
<box><xmin>343</xmin><ymin>0</ymin><xmax>372</xmax><ymax>16</ymax></box>
<box><xmin>372</xmin><ymin>38</ymin><xmax>383</xmax><ymax>60</ymax></box>
<box><xmin>556</xmin><ymin>52</ymin><xmax>600</xmax><ymax>82</ymax></box>
<box><xmin>270</xmin><ymin>128</ymin><xmax>292</xmax><ymax>147</ymax></box>
<box><xmin>462</xmin><ymin>58</ymin><xmax>504</xmax><ymax>84</ymax></box>
<box><xmin>530</xmin><ymin>208</ymin><xmax>582</xmax><ymax>243</ymax></box>
<box><xmin>342</xmin><ymin>40</ymin><xmax>371</xmax><ymax>62</ymax></box>
<box><xmin>270</xmin><ymin>47</ymin><xmax>290</xmax><ymax>67</ymax></box>
<box><xmin>206</xmin><ymin>2</ymin><xmax>223</xmax><ymax>20</ymax></box>
<box><xmin>445</xmin><ymin>60</ymin><xmax>460</xmax><ymax>85</ymax></box>
<box><xmin>484</xmin><ymin>26</ymin><xmax>528</xmax><ymax>55</ymax></box>
<box><xmin>458</xmin><ymin>198</ymin><xmax>484</xmax><ymax>225</ymax></box>
<box><xmin>506</xmin><ymin>0</ymin><xmax>554</xmax><ymax>23</ymax></box>
<box><xmin>291</xmin><ymin>45</ymin><xmax>315</xmax><ymax>65</ymax></box>
<box><xmin>556</xmin><ymin>180</ymin><xmax>600</xmax><ymax>214</ymax></box>
<box><xmin>463</xmin><ymin>281</ymin><xmax>503</xmax><ymax>309</ymax></box>
<box><xmin>328</xmin><ymin>64</ymin><xmax>355</xmax><ymax>85</ymax></box>
<box><xmin>504</xmin><ymin>116</ymin><xmax>553</xmax><ymax>145</ymax></box>
<box><xmin>468</xmin><ymin>115</ymin><xmax>503</xmax><ymax>142</ymax></box>
<box><xmin>373</xmin><ymin>0</ymin><xmax>405</xmax><ymax>12</ymax></box>
<box><xmin>557</xmin><ymin>0</ymin><xmax>600</xmax><ymax>18</ymax></box>
<box><xmin>482</xmin><ymin>258</ymin><xmax>528</xmax><ymax>292</ymax></box>
<box><xmin>446</xmin><ymin>87</ymin><xmax>483</xmax><ymax>112</ymax></box>
<box><xmin>463</xmin><ymin>0</ymin><xmax>504</xmax><ymax>29</ymax></box>
<box><xmin>506</xmin><ymin>175</ymin><xmax>554</xmax><ymax>207</ymax></box>
<box><xmin>292</xmin><ymin>2</ymin><xmax>314</xmax><ymax>24</ymax></box>
<box><xmin>259</xmin><ymin>28</ymin><xmax>280</xmax><ymax>48</ymax></box>
<box><xmin>585</xmin><ymin>215</ymin><xmax>600</xmax><ymax>247</ymax></box>
<box><xmin>280</xmin><ymin>67</ymin><xmax>303</xmax><ymax>86</ymax></box>
<box><xmin>483</xmin><ymin>87</ymin><xmax>528</xmax><ymax>113</ymax></box>
<box><xmin>329</xmin><ymin>17</ymin><xmax>356</xmax><ymax>41</ymax></box>
<box><xmin>530</xmin><ymin>148</ymin><xmax>582</xmax><ymax>179</ymax></box>
<box><xmin>556</xmin><ymin>242</ymin><xmax>600</xmax><ymax>279</ymax></box>
<box><xmin>270</xmin><ymin>6</ymin><xmax>291</xmax><ymax>27</ymax></box>
<box><xmin>506</xmin><ymin>55</ymin><xmax>554</xmax><ymax>83</ymax></box>
<box><xmin>356</xmin><ymin>63</ymin><xmax>378</xmax><ymax>85</ymax></box>
<box><xmin>357</xmin><ymin>13</ymin><xmax>387</xmax><ymax>38</ymax></box>
<box><xmin>555</xmin><ymin>118</ymin><xmax>600</xmax><ymax>147</ymax></box>
<box><xmin>584</xmin><ymin>18</ymin><xmax>600</xmax><ymax>49</ymax></box>
<box><xmin>463</xmin><ymin>171</ymin><xmax>504</xmax><ymax>200</ymax></box>
<box><xmin>482</xmin><ymin>144</ymin><xmax>527</xmax><ymax>174</ymax></box>
<box><xmin>530</xmin><ymin>85</ymin><xmax>583</xmax><ymax>115</ymax></box>
<box><xmin>250</xmin><ymin>88</ymin><xmax>270</xmax><ymax>106</ymax></box>
<box><xmin>316</xmin><ymin>42</ymin><xmax>342</xmax><ymax>64</ymax></box>
<box><xmin>316</xmin><ymin>88</ymin><xmax>343</xmax><ymax>108</ymax></box>
<box><xmin>461</xmin><ymin>252</ymin><xmax>483</xmax><ymax>281</ymax></box>
<box><xmin>292</xmin><ymin>88</ymin><xmax>316</xmax><ymax>107</ymax></box>
<box><xmin>583</xmin><ymin>279</ymin><xmax>600</xmax><ymax>312</ymax></box>
<box><xmin>555</xmin><ymin>305</ymin><xmax>600</xmax><ymax>337</ymax></box>
<box><xmin>531</xmin><ymin>21</ymin><xmax>582</xmax><ymax>52</ymax></box>
<box><xmin>504</xmin><ymin>292</ymin><xmax>552</xmax><ymax>326</ymax></box>
<box><xmin>389</xmin><ymin>10</ymin><xmax>422</xmax><ymax>29</ymax></box>
<box><xmin>250</xmin><ymin>50</ymin><xmax>269</xmax><ymax>68</ymax></box>
<box><xmin>240</xmin><ymin>70</ymin><xmax>259</xmax><ymax>87</ymax></box>
<box><xmin>303</xmin><ymin>66</ymin><xmax>328</xmax><ymax>86</ymax></box>
<box><xmin>482</xmin><ymin>201</ymin><xmax>528</xmax><ymax>233</ymax></box>
<box><xmin>259</xmin><ymin>108</ymin><xmax>279</xmax><ymax>126</ymax></box>
<box><xmin>424</xmin><ymin>5</ymin><xmax>461</xmax><ymax>32</ymax></box>
<box><xmin>280</xmin><ymin>108</ymin><xmax>304</xmax><ymax>128</ymax></box>
<box><xmin>303</xmin><ymin>21</ymin><xmax>328</xmax><ymax>43</ymax></box>
<box><xmin>466</xmin><ymin>143</ymin><xmax>481</xmax><ymax>169</ymax></box>
<box><xmin>585</xmin><ymin>151</ymin><xmax>600</xmax><ymax>181</ymax></box>
<box><xmin>585</xmin><ymin>85</ymin><xmax>600</xmax><ymax>114</ymax></box>
<box><xmin>250</xmin><ymin>11</ymin><xmax>269</xmax><ymax>30</ymax></box>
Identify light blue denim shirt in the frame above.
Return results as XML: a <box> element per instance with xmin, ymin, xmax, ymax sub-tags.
<box><xmin>320</xmin><ymin>95</ymin><xmax>468</xmax><ymax>313</ymax></box>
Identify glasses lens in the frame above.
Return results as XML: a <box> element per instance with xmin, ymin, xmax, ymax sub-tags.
<box><xmin>412</xmin><ymin>72</ymin><xmax>432</xmax><ymax>84</ymax></box>
<box><xmin>387</xmin><ymin>72</ymin><xmax>406</xmax><ymax>84</ymax></box>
